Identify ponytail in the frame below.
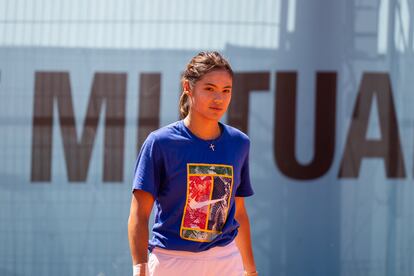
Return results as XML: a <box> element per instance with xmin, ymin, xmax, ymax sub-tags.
<box><xmin>179</xmin><ymin>92</ymin><xmax>190</xmax><ymax>119</ymax></box>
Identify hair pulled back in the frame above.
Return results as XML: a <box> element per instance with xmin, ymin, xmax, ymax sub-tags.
<box><xmin>179</xmin><ymin>51</ymin><xmax>233</xmax><ymax>119</ymax></box>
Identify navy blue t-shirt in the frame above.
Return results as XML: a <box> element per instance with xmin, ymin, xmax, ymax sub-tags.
<box><xmin>132</xmin><ymin>120</ymin><xmax>254</xmax><ymax>252</ymax></box>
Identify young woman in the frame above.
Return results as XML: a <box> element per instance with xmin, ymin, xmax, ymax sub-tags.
<box><xmin>128</xmin><ymin>51</ymin><xmax>258</xmax><ymax>276</ymax></box>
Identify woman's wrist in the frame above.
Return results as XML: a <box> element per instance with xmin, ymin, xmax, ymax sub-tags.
<box><xmin>132</xmin><ymin>263</ymin><xmax>148</xmax><ymax>276</ymax></box>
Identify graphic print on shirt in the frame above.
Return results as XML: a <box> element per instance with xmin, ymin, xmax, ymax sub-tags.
<box><xmin>180</xmin><ymin>163</ymin><xmax>234</xmax><ymax>242</ymax></box>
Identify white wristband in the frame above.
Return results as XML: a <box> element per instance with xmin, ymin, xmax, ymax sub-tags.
<box><xmin>133</xmin><ymin>263</ymin><xmax>149</xmax><ymax>276</ymax></box>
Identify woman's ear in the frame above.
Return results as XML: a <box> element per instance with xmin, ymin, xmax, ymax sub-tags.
<box><xmin>183</xmin><ymin>80</ymin><xmax>191</xmax><ymax>94</ymax></box>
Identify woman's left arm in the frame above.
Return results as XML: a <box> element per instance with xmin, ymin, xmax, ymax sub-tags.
<box><xmin>235</xmin><ymin>197</ymin><xmax>258</xmax><ymax>275</ymax></box>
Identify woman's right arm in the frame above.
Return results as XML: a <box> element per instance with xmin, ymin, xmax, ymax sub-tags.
<box><xmin>128</xmin><ymin>190</ymin><xmax>155</xmax><ymax>273</ymax></box>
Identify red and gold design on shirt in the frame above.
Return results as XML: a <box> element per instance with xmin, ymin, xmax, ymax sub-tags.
<box><xmin>180</xmin><ymin>163</ymin><xmax>234</xmax><ymax>242</ymax></box>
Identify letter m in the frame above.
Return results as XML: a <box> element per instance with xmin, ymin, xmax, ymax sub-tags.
<box><xmin>31</xmin><ymin>72</ymin><xmax>126</xmax><ymax>183</ymax></box>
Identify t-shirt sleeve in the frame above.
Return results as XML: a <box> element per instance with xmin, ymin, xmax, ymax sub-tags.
<box><xmin>235</xmin><ymin>139</ymin><xmax>254</xmax><ymax>197</ymax></box>
<box><xmin>132</xmin><ymin>132</ymin><xmax>164</xmax><ymax>199</ymax></box>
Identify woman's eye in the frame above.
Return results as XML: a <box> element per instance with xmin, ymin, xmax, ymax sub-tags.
<box><xmin>223</xmin><ymin>89</ymin><xmax>231</xmax><ymax>93</ymax></box>
<box><xmin>205</xmin><ymin>87</ymin><xmax>214</xmax><ymax>91</ymax></box>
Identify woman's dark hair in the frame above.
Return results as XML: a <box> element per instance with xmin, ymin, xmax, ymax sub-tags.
<box><xmin>179</xmin><ymin>51</ymin><xmax>233</xmax><ymax>119</ymax></box>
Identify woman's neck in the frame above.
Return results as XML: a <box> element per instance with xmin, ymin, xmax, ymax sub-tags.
<box><xmin>183</xmin><ymin>114</ymin><xmax>221</xmax><ymax>141</ymax></box>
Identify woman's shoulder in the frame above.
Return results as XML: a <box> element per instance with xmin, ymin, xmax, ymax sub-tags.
<box><xmin>147</xmin><ymin>121</ymin><xmax>183</xmax><ymax>143</ymax></box>
<box><xmin>221</xmin><ymin>123</ymin><xmax>250</xmax><ymax>144</ymax></box>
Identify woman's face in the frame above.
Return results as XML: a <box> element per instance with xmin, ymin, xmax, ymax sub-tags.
<box><xmin>187</xmin><ymin>69</ymin><xmax>232</xmax><ymax>122</ymax></box>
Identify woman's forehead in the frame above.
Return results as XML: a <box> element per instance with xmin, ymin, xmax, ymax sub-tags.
<box><xmin>198</xmin><ymin>70</ymin><xmax>232</xmax><ymax>84</ymax></box>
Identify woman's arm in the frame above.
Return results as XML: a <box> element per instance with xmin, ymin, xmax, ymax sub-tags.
<box><xmin>235</xmin><ymin>196</ymin><xmax>258</xmax><ymax>275</ymax></box>
<box><xmin>128</xmin><ymin>190</ymin><xmax>155</xmax><ymax>273</ymax></box>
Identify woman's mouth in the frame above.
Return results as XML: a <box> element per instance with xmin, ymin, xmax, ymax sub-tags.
<box><xmin>209</xmin><ymin>107</ymin><xmax>222</xmax><ymax>111</ymax></box>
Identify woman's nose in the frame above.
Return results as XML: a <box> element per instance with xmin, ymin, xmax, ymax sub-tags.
<box><xmin>213</xmin><ymin>93</ymin><xmax>224</xmax><ymax>102</ymax></box>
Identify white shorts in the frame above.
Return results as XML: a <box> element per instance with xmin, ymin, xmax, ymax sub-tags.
<box><xmin>148</xmin><ymin>241</ymin><xmax>244</xmax><ymax>276</ymax></box>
